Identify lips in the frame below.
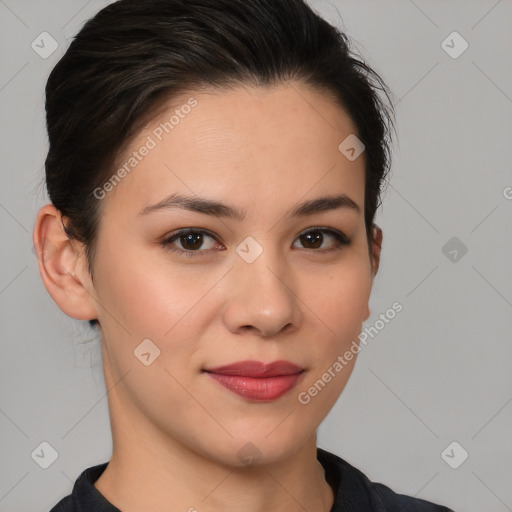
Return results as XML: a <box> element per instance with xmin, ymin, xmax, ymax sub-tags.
<box><xmin>203</xmin><ymin>360</ymin><xmax>305</xmax><ymax>401</ymax></box>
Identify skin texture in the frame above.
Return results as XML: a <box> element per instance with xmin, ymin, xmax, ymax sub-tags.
<box><xmin>34</xmin><ymin>83</ymin><xmax>382</xmax><ymax>512</ymax></box>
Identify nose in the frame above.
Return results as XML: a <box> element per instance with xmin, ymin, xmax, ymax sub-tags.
<box><xmin>222</xmin><ymin>242</ymin><xmax>303</xmax><ymax>338</ymax></box>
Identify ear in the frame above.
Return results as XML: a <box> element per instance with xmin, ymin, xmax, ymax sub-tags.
<box><xmin>363</xmin><ymin>223</ymin><xmax>383</xmax><ymax>322</ymax></box>
<box><xmin>370</xmin><ymin>223</ymin><xmax>383</xmax><ymax>279</ymax></box>
<box><xmin>33</xmin><ymin>203</ymin><xmax>98</xmax><ymax>321</ymax></box>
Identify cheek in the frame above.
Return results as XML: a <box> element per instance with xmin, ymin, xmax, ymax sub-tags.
<box><xmin>294</xmin><ymin>261</ymin><xmax>370</xmax><ymax>415</ymax></box>
<box><xmin>94</xmin><ymin>239</ymin><xmax>218</xmax><ymax>338</ymax></box>
<box><xmin>92</xmin><ymin>244</ymin><xmax>212</xmax><ymax>409</ymax></box>
<box><xmin>299</xmin><ymin>252</ymin><xmax>371</xmax><ymax>400</ymax></box>
<box><xmin>91</xmin><ymin>240</ymin><xmax>226</xmax><ymax>394</ymax></box>
<box><xmin>308</xmin><ymin>255</ymin><xmax>371</xmax><ymax>335</ymax></box>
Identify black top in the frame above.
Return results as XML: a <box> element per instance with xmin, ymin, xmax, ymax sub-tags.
<box><xmin>49</xmin><ymin>448</ymin><xmax>455</xmax><ymax>511</ymax></box>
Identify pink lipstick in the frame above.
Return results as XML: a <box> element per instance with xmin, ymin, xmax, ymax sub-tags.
<box><xmin>203</xmin><ymin>360</ymin><xmax>305</xmax><ymax>401</ymax></box>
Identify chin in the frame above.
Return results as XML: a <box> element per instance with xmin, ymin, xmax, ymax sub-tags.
<box><xmin>205</xmin><ymin>431</ymin><xmax>307</xmax><ymax>469</ymax></box>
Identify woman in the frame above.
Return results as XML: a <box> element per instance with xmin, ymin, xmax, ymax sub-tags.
<box><xmin>34</xmin><ymin>0</ymin><xmax>455</xmax><ymax>510</ymax></box>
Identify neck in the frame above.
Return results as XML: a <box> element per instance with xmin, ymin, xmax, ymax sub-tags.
<box><xmin>94</xmin><ymin>393</ymin><xmax>334</xmax><ymax>512</ymax></box>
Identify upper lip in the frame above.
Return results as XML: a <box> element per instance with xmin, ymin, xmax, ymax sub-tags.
<box><xmin>203</xmin><ymin>360</ymin><xmax>304</xmax><ymax>377</ymax></box>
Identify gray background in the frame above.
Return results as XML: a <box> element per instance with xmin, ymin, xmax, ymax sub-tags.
<box><xmin>1</xmin><ymin>1</ymin><xmax>511</xmax><ymax>511</ymax></box>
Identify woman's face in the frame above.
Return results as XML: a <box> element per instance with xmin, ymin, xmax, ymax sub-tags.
<box><xmin>74</xmin><ymin>83</ymin><xmax>379</xmax><ymax>466</ymax></box>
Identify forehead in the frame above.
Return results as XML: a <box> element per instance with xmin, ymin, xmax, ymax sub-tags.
<box><xmin>101</xmin><ymin>83</ymin><xmax>365</xmax><ymax>217</ymax></box>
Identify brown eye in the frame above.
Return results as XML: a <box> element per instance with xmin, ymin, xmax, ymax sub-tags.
<box><xmin>293</xmin><ymin>228</ymin><xmax>350</xmax><ymax>251</ymax></box>
<box><xmin>299</xmin><ymin>231</ymin><xmax>323</xmax><ymax>249</ymax></box>
<box><xmin>177</xmin><ymin>232</ymin><xmax>205</xmax><ymax>250</ymax></box>
<box><xmin>161</xmin><ymin>229</ymin><xmax>219</xmax><ymax>257</ymax></box>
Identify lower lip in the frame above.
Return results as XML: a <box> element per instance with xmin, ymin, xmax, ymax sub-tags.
<box><xmin>205</xmin><ymin>372</ymin><xmax>304</xmax><ymax>401</ymax></box>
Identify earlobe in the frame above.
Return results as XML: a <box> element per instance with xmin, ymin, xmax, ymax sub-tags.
<box><xmin>33</xmin><ymin>204</ymin><xmax>98</xmax><ymax>321</ymax></box>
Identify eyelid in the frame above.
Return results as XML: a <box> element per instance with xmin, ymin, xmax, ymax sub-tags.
<box><xmin>162</xmin><ymin>227</ymin><xmax>218</xmax><ymax>240</ymax></box>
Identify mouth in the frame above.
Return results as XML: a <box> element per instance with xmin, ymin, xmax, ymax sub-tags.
<box><xmin>202</xmin><ymin>360</ymin><xmax>306</xmax><ymax>402</ymax></box>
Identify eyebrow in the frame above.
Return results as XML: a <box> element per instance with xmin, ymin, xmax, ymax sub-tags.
<box><xmin>137</xmin><ymin>192</ymin><xmax>360</xmax><ymax>220</ymax></box>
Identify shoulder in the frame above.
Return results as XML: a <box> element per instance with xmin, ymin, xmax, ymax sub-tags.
<box><xmin>365</xmin><ymin>478</ymin><xmax>455</xmax><ymax>511</ymax></box>
<box><xmin>48</xmin><ymin>495</ymin><xmax>73</xmax><ymax>512</ymax></box>
<box><xmin>317</xmin><ymin>447</ymin><xmax>455</xmax><ymax>512</ymax></box>
<box><xmin>47</xmin><ymin>462</ymin><xmax>111</xmax><ymax>512</ymax></box>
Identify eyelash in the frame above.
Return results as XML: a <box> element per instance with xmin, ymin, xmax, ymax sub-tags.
<box><xmin>160</xmin><ymin>227</ymin><xmax>351</xmax><ymax>258</ymax></box>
